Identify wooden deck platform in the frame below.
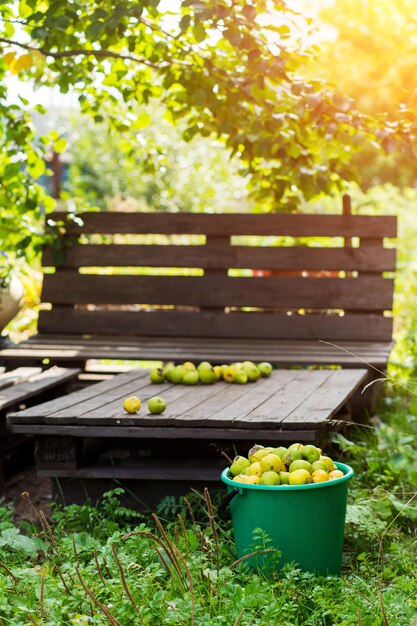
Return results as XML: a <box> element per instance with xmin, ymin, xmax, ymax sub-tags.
<box><xmin>10</xmin><ymin>367</ymin><xmax>368</xmax><ymax>507</ymax></box>
<box><xmin>0</xmin><ymin>366</ymin><xmax>80</xmax><ymax>490</ymax></box>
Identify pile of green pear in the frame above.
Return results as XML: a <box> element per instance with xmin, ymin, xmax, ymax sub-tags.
<box><xmin>229</xmin><ymin>443</ymin><xmax>344</xmax><ymax>486</ymax></box>
<box><xmin>150</xmin><ymin>360</ymin><xmax>273</xmax><ymax>385</ymax></box>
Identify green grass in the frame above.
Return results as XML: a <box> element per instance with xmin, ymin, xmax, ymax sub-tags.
<box><xmin>0</xmin><ymin>390</ymin><xmax>416</xmax><ymax>625</ymax></box>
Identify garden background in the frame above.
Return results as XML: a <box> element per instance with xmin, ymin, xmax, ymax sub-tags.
<box><xmin>0</xmin><ymin>1</ymin><xmax>416</xmax><ymax>624</ymax></box>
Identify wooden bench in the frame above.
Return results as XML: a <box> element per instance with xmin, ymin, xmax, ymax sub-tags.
<box><xmin>0</xmin><ymin>199</ymin><xmax>397</xmax><ymax>383</ymax></box>
<box><xmin>3</xmin><ymin>199</ymin><xmax>397</xmax><ymax>506</ymax></box>
<box><xmin>0</xmin><ymin>366</ymin><xmax>80</xmax><ymax>490</ymax></box>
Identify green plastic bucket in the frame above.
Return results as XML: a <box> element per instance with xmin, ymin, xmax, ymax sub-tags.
<box><xmin>221</xmin><ymin>461</ymin><xmax>354</xmax><ymax>576</ymax></box>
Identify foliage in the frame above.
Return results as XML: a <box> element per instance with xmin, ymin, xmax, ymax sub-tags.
<box><xmin>0</xmin><ymin>62</ymin><xmax>56</xmax><ymax>274</ymax></box>
<box><xmin>310</xmin><ymin>0</ymin><xmax>417</xmax><ymax>188</ymax></box>
<box><xmin>1</xmin><ymin>395</ymin><xmax>417</xmax><ymax>625</ymax></box>
<box><xmin>66</xmin><ymin>108</ymin><xmax>250</xmax><ymax>213</ymax></box>
<box><xmin>0</xmin><ymin>0</ymin><xmax>413</xmax><ymax>226</ymax></box>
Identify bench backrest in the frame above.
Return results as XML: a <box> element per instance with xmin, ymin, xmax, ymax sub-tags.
<box><xmin>39</xmin><ymin>207</ymin><xmax>397</xmax><ymax>343</ymax></box>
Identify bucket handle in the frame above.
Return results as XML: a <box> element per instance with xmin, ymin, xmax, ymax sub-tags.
<box><xmin>217</xmin><ymin>488</ymin><xmax>239</xmax><ymax>520</ymax></box>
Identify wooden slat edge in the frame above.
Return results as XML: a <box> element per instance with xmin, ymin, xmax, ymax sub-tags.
<box><xmin>48</xmin><ymin>212</ymin><xmax>398</xmax><ymax>237</ymax></box>
<box><xmin>42</xmin><ymin>244</ymin><xmax>396</xmax><ymax>272</ymax></box>
<box><xmin>40</xmin><ymin>274</ymin><xmax>394</xmax><ymax>310</ymax></box>
<box><xmin>38</xmin><ymin>310</ymin><xmax>393</xmax><ymax>341</ymax></box>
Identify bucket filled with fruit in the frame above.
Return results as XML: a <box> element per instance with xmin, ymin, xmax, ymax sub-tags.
<box><xmin>221</xmin><ymin>443</ymin><xmax>354</xmax><ymax>576</ymax></box>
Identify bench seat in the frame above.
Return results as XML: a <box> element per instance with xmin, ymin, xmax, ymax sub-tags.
<box><xmin>1</xmin><ymin>334</ymin><xmax>393</xmax><ymax>370</ymax></box>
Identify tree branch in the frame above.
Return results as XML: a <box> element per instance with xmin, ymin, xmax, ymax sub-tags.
<box><xmin>0</xmin><ymin>37</ymin><xmax>192</xmax><ymax>69</ymax></box>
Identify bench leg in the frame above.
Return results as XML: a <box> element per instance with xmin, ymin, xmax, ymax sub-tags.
<box><xmin>35</xmin><ymin>436</ymin><xmax>82</xmax><ymax>471</ymax></box>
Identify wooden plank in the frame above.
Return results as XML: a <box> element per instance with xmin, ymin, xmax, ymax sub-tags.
<box><xmin>13</xmin><ymin>423</ymin><xmax>321</xmax><ymax>441</ymax></box>
<box><xmin>36</xmin><ymin>458</ymin><xmax>227</xmax><ymax>481</ymax></box>
<box><xmin>176</xmin><ymin>372</ymin><xmax>300</xmax><ymax>426</ymax></box>
<box><xmin>9</xmin><ymin>368</ymin><xmax>364</xmax><ymax>436</ymax></box>
<box><xmin>176</xmin><ymin>370</ymin><xmax>298</xmax><ymax>428</ymax></box>
<box><xmin>38</xmin><ymin>310</ymin><xmax>393</xmax><ymax>341</ymax></box>
<box><xmin>9</xmin><ymin>370</ymin><xmax>148</xmax><ymax>423</ymax></box>
<box><xmin>279</xmin><ymin>369</ymin><xmax>367</xmax><ymax>429</ymax></box>
<box><xmin>0</xmin><ymin>337</ymin><xmax>394</xmax><ymax>368</ymax></box>
<box><xmin>0</xmin><ymin>367</ymin><xmax>80</xmax><ymax>412</ymax></box>
<box><xmin>237</xmin><ymin>370</ymin><xmax>335</xmax><ymax>428</ymax></box>
<box><xmin>41</xmin><ymin>274</ymin><xmax>394</xmax><ymax>311</ymax></box>
<box><xmin>48</xmin><ymin>374</ymin><xmax>159</xmax><ymax>423</ymax></box>
<box><xmin>42</xmin><ymin>243</ymin><xmax>396</xmax><ymax>272</ymax></box>
<box><xmin>75</xmin><ymin>380</ymin><xmax>195</xmax><ymax>425</ymax></box>
<box><xmin>78</xmin><ymin>383</ymin><xmax>234</xmax><ymax>427</ymax></box>
<box><xmin>0</xmin><ymin>367</ymin><xmax>42</xmax><ymax>391</ymax></box>
<box><xmin>49</xmin><ymin>211</ymin><xmax>397</xmax><ymax>238</ymax></box>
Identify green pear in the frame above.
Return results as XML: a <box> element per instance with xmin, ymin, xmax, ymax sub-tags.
<box><xmin>182</xmin><ymin>361</ymin><xmax>196</xmax><ymax>371</ymax></box>
<box><xmin>302</xmin><ymin>444</ymin><xmax>321</xmax><ymax>464</ymax></box>
<box><xmin>281</xmin><ymin>449</ymin><xmax>303</xmax><ymax>466</ymax></box>
<box><xmin>170</xmin><ymin>365</ymin><xmax>187</xmax><ymax>384</ymax></box>
<box><xmin>289</xmin><ymin>459</ymin><xmax>313</xmax><ymax>473</ymax></box>
<box><xmin>248</xmin><ymin>444</ymin><xmax>266</xmax><ymax>463</ymax></box>
<box><xmin>234</xmin><ymin>370</ymin><xmax>248</xmax><ymax>384</ymax></box>
<box><xmin>260</xmin><ymin>470</ymin><xmax>280</xmax><ymax>485</ymax></box>
<box><xmin>260</xmin><ymin>453</ymin><xmax>283</xmax><ymax>473</ymax></box>
<box><xmin>230</xmin><ymin>455</ymin><xmax>251</xmax><ymax>477</ymax></box>
<box><xmin>199</xmin><ymin>367</ymin><xmax>216</xmax><ymax>384</ymax></box>
<box><xmin>279</xmin><ymin>471</ymin><xmax>290</xmax><ymax>484</ymax></box>
<box><xmin>150</xmin><ymin>368</ymin><xmax>165</xmax><ymax>384</ymax></box>
<box><xmin>270</xmin><ymin>446</ymin><xmax>287</xmax><ymax>458</ymax></box>
<box><xmin>147</xmin><ymin>396</ymin><xmax>167</xmax><ymax>414</ymax></box>
<box><xmin>197</xmin><ymin>361</ymin><xmax>212</xmax><ymax>372</ymax></box>
<box><xmin>163</xmin><ymin>363</ymin><xmax>175</xmax><ymax>382</ymax></box>
<box><xmin>243</xmin><ymin>364</ymin><xmax>261</xmax><ymax>382</ymax></box>
<box><xmin>311</xmin><ymin>460</ymin><xmax>328</xmax><ymax>472</ymax></box>
<box><xmin>183</xmin><ymin>370</ymin><xmax>199</xmax><ymax>385</ymax></box>
<box><xmin>257</xmin><ymin>362</ymin><xmax>273</xmax><ymax>377</ymax></box>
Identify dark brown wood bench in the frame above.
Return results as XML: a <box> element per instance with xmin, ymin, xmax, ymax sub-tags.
<box><xmin>3</xmin><ymin>199</ymin><xmax>397</xmax><ymax>507</ymax></box>
<box><xmin>0</xmin><ymin>366</ymin><xmax>80</xmax><ymax>490</ymax></box>
<box><xmin>0</xmin><ymin>199</ymin><xmax>396</xmax><ymax>380</ymax></box>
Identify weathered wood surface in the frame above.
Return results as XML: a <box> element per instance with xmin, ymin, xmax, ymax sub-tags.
<box><xmin>41</xmin><ymin>274</ymin><xmax>394</xmax><ymax>310</ymax></box>
<box><xmin>42</xmin><ymin>243</ymin><xmax>396</xmax><ymax>272</ymax></box>
<box><xmin>0</xmin><ymin>366</ymin><xmax>80</xmax><ymax>490</ymax></box>
<box><xmin>0</xmin><ymin>366</ymin><xmax>80</xmax><ymax>411</ymax></box>
<box><xmin>1</xmin><ymin>208</ymin><xmax>397</xmax><ymax>372</ymax></box>
<box><xmin>10</xmin><ymin>368</ymin><xmax>367</xmax><ymax>433</ymax></box>
<box><xmin>37</xmin><ymin>458</ymin><xmax>229</xmax><ymax>481</ymax></box>
<box><xmin>1</xmin><ymin>336</ymin><xmax>393</xmax><ymax>368</ymax></box>
<box><xmin>46</xmin><ymin>211</ymin><xmax>397</xmax><ymax>237</ymax></box>
<box><xmin>37</xmin><ymin>310</ymin><xmax>393</xmax><ymax>341</ymax></box>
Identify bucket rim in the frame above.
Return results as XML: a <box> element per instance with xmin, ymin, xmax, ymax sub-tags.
<box><xmin>221</xmin><ymin>461</ymin><xmax>354</xmax><ymax>491</ymax></box>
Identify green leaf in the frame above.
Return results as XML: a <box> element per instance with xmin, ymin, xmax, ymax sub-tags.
<box><xmin>193</xmin><ymin>21</ymin><xmax>206</xmax><ymax>43</ymax></box>
<box><xmin>135</xmin><ymin>112</ymin><xmax>151</xmax><ymax>128</ymax></box>
<box><xmin>53</xmin><ymin>137</ymin><xmax>67</xmax><ymax>153</ymax></box>
<box><xmin>86</xmin><ymin>19</ymin><xmax>104</xmax><ymax>40</ymax></box>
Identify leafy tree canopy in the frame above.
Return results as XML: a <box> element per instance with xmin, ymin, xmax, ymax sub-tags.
<box><xmin>0</xmin><ymin>0</ymin><xmax>414</xmax><ymax>270</ymax></box>
<box><xmin>309</xmin><ymin>0</ymin><xmax>417</xmax><ymax>188</ymax></box>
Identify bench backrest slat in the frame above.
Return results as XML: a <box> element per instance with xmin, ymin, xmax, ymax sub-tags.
<box><xmin>39</xmin><ymin>210</ymin><xmax>397</xmax><ymax>343</ymax></box>
<box><xmin>42</xmin><ymin>244</ymin><xmax>396</xmax><ymax>272</ymax></box>
<box><xmin>52</xmin><ymin>211</ymin><xmax>397</xmax><ymax>238</ymax></box>
<box><xmin>38</xmin><ymin>309</ymin><xmax>393</xmax><ymax>341</ymax></box>
<box><xmin>41</xmin><ymin>274</ymin><xmax>393</xmax><ymax>310</ymax></box>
